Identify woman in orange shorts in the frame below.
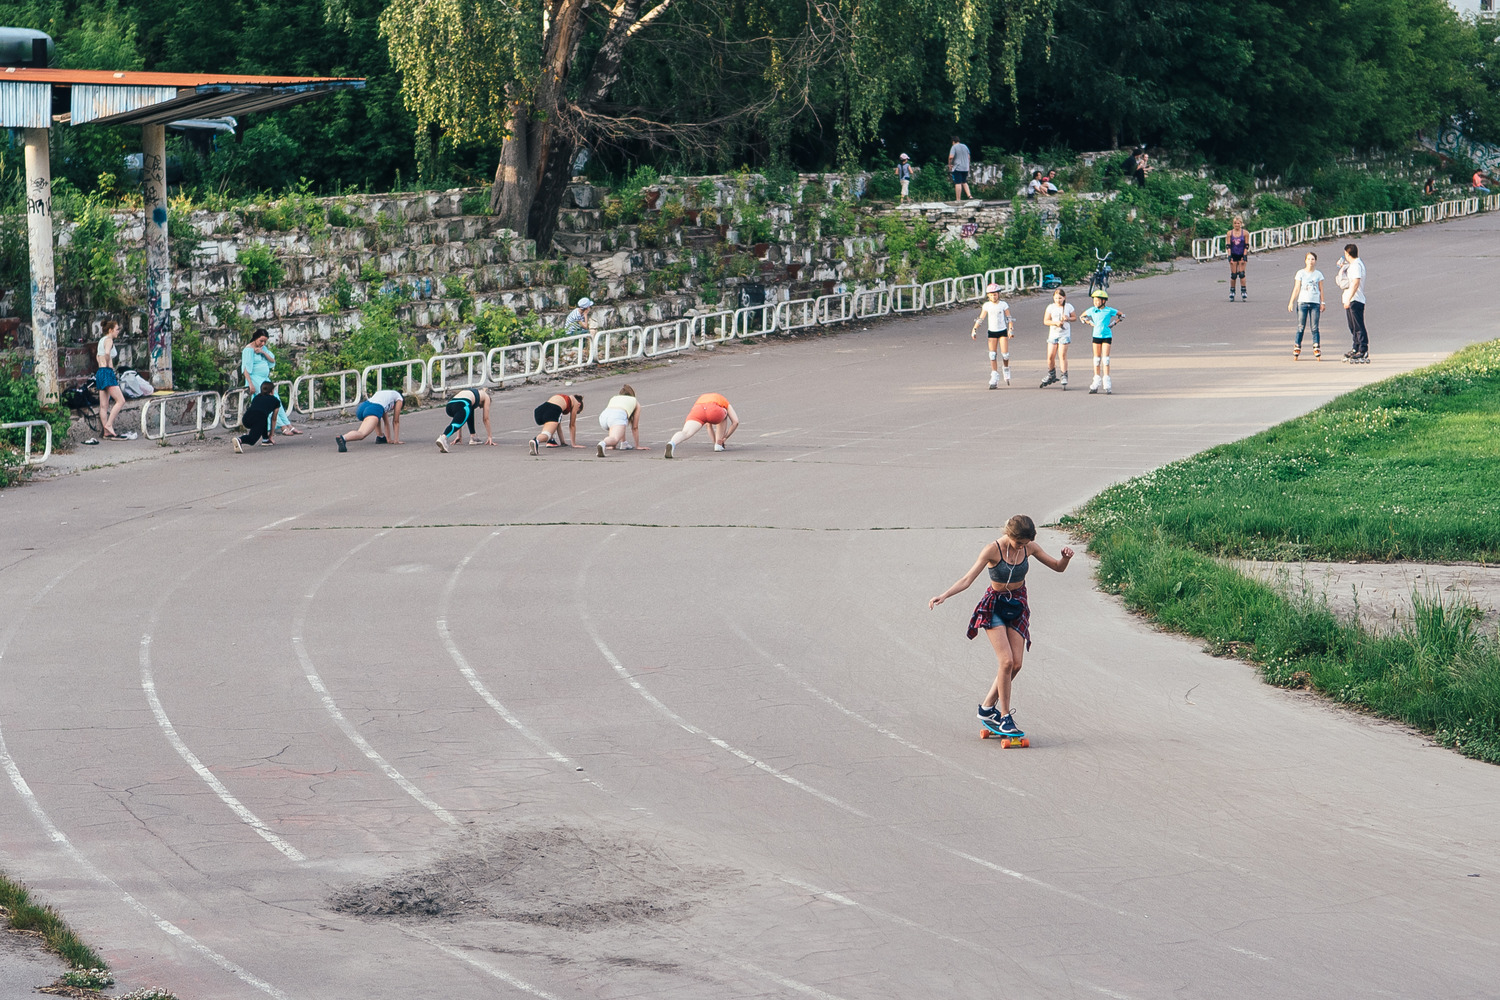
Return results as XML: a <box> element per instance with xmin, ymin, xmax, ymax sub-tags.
<box><xmin>664</xmin><ymin>392</ymin><xmax>739</xmax><ymax>458</ymax></box>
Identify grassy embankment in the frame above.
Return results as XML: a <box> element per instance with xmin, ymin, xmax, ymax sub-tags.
<box><xmin>1062</xmin><ymin>340</ymin><xmax>1500</xmax><ymax>762</ymax></box>
<box><xmin>0</xmin><ymin>872</ymin><xmax>106</xmax><ymax>969</ymax></box>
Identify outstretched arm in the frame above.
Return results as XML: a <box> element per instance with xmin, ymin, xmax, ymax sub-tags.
<box><xmin>929</xmin><ymin>544</ymin><xmax>998</xmax><ymax>609</ymax></box>
<box><xmin>482</xmin><ymin>401</ymin><xmax>494</xmax><ymax>445</ymax></box>
<box><xmin>1028</xmin><ymin>541</ymin><xmax>1075</xmax><ymax>572</ymax></box>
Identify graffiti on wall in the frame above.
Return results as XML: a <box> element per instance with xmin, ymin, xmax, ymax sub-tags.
<box><xmin>1426</xmin><ymin>127</ymin><xmax>1500</xmax><ymax>175</ymax></box>
<box><xmin>142</xmin><ymin>150</ymin><xmax>172</xmax><ymax>376</ymax></box>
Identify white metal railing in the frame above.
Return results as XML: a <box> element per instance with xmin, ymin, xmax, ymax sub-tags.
<box><xmin>891</xmin><ymin>284</ymin><xmax>922</xmax><ymax>313</ymax></box>
<box><xmin>1192</xmin><ymin>195</ymin><xmax>1495</xmax><ymax>260</ymax></box>
<box><xmin>427</xmin><ymin>351</ymin><xmax>488</xmax><ymax>394</ymax></box>
<box><xmin>362</xmin><ymin>358</ymin><xmax>427</xmax><ymax>398</ymax></box>
<box><xmin>985</xmin><ymin>268</ymin><xmax>1015</xmax><ymax>292</ymax></box>
<box><xmin>692</xmin><ymin>310</ymin><xmax>736</xmax><ymax>345</ymax></box>
<box><xmin>1</xmin><ymin>419</ymin><xmax>52</xmax><ymax>465</ymax></box>
<box><xmin>640</xmin><ymin>318</ymin><xmax>694</xmax><ymax>357</ymax></box>
<box><xmin>291</xmin><ymin>369</ymin><xmax>361</xmax><ymax>416</ymax></box>
<box><xmin>537</xmin><ymin>333</ymin><xmax>593</xmax><ymax>374</ymax></box>
<box><xmin>1012</xmin><ymin>265</ymin><xmax>1042</xmax><ymax>290</ymax></box>
<box><xmin>954</xmin><ymin>273</ymin><xmax>984</xmax><ymax>303</ymax></box>
<box><xmin>733</xmin><ymin>304</ymin><xmax>776</xmax><ymax>339</ymax></box>
<box><xmin>775</xmin><ymin>297</ymin><xmax>818</xmax><ymax>331</ymax></box>
<box><xmin>223</xmin><ymin>381</ymin><xmax>293</xmax><ymax>428</ymax></box>
<box><xmin>854</xmin><ymin>288</ymin><xmax>890</xmax><ymax>318</ymax></box>
<box><xmin>816</xmin><ymin>292</ymin><xmax>853</xmax><ymax>326</ymax></box>
<box><xmin>921</xmin><ymin>278</ymin><xmax>955</xmax><ymax>309</ymax></box>
<box><xmin>140</xmin><ymin>390</ymin><xmax>223</xmax><ymax>440</ymax></box>
<box><xmin>590</xmin><ymin>327</ymin><xmax>643</xmax><ymax>365</ymax></box>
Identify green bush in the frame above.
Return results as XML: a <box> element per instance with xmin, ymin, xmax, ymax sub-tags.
<box><xmin>56</xmin><ymin>192</ymin><xmax>128</xmax><ymax>312</ymax></box>
<box><xmin>169</xmin><ymin>315</ymin><xmax>229</xmax><ymax>392</ymax></box>
<box><xmin>0</xmin><ymin>370</ymin><xmax>70</xmax><ymax>479</ymax></box>
<box><xmin>471</xmin><ymin>303</ymin><xmax>547</xmax><ymax>349</ymax></box>
<box><xmin>1252</xmin><ymin>194</ymin><xmax>1308</xmax><ymax>228</ymax></box>
<box><xmin>460</xmin><ymin>192</ymin><xmax>490</xmax><ymax>216</ymax></box>
<box><xmin>167</xmin><ymin>207</ymin><xmax>200</xmax><ymax>268</ymax></box>
<box><xmin>239</xmin><ymin>242</ymin><xmax>284</xmax><ymax>292</ymax></box>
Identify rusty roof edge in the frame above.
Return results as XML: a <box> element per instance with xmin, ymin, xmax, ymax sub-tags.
<box><xmin>0</xmin><ymin>67</ymin><xmax>364</xmax><ymax>86</ymax></box>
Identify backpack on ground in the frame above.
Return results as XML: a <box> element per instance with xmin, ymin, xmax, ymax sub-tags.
<box><xmin>118</xmin><ymin>370</ymin><xmax>155</xmax><ymax>399</ymax></box>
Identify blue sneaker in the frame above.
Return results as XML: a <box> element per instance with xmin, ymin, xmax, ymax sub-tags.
<box><xmin>978</xmin><ymin>705</ymin><xmax>1003</xmax><ymax>732</ymax></box>
<box><xmin>997</xmin><ymin>714</ymin><xmax>1024</xmax><ymax>736</ymax></box>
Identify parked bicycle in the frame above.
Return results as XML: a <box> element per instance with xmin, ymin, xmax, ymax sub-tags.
<box><xmin>1088</xmin><ymin>249</ymin><xmax>1113</xmax><ymax>297</ymax></box>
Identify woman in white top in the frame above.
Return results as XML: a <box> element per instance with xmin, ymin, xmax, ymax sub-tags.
<box><xmin>1286</xmin><ymin>251</ymin><xmax>1325</xmax><ymax>360</ymax></box>
<box><xmin>94</xmin><ymin>320</ymin><xmax>133</xmax><ymax>439</ymax></box>
<box><xmin>596</xmin><ymin>384</ymin><xmax>641</xmax><ymax>456</ymax></box>
<box><xmin>970</xmin><ymin>283</ymin><xmax>1014</xmax><ymax>388</ymax></box>
<box><xmin>1039</xmin><ymin>288</ymin><xmax>1076</xmax><ymax>389</ymax></box>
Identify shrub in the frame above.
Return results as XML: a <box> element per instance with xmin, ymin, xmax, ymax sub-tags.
<box><xmin>169</xmin><ymin>315</ymin><xmax>229</xmax><ymax>392</ymax></box>
<box><xmin>471</xmin><ymin>303</ymin><xmax>547</xmax><ymax>349</ymax></box>
<box><xmin>1253</xmin><ymin>194</ymin><xmax>1307</xmax><ymax>228</ymax></box>
<box><xmin>239</xmin><ymin>242</ymin><xmax>284</xmax><ymax>292</ymax></box>
<box><xmin>460</xmin><ymin>192</ymin><xmax>490</xmax><ymax>216</ymax></box>
<box><xmin>56</xmin><ymin>193</ymin><xmax>128</xmax><ymax>312</ymax></box>
<box><xmin>0</xmin><ymin>371</ymin><xmax>70</xmax><ymax>474</ymax></box>
<box><xmin>328</xmin><ymin>272</ymin><xmax>354</xmax><ymax>312</ymax></box>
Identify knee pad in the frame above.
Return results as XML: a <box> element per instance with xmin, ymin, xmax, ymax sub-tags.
<box><xmin>1000</xmin><ymin>353</ymin><xmax>1010</xmax><ymax>362</ymax></box>
<box><xmin>988</xmin><ymin>351</ymin><xmax>997</xmax><ymax>362</ymax></box>
<box><xmin>1101</xmin><ymin>356</ymin><xmax>1110</xmax><ymax>367</ymax></box>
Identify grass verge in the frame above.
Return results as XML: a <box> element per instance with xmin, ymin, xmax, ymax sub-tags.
<box><xmin>1064</xmin><ymin>341</ymin><xmax>1500</xmax><ymax>763</ymax></box>
<box><xmin>0</xmin><ymin>872</ymin><xmax>107</xmax><ymax>969</ymax></box>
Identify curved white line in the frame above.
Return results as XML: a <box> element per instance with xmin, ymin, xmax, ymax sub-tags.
<box><xmin>402</xmin><ymin>927</ymin><xmax>564</xmax><ymax>1000</ymax></box>
<box><xmin>140</xmin><ymin>636</ymin><xmax>307</xmax><ymax>862</ymax></box>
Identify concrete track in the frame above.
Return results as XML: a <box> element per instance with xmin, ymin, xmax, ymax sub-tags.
<box><xmin>3</xmin><ymin>216</ymin><xmax>1499</xmax><ymax>999</ymax></box>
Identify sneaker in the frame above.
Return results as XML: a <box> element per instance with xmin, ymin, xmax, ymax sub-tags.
<box><xmin>1039</xmin><ymin>372</ymin><xmax>1058</xmax><ymax>389</ymax></box>
<box><xmin>527</xmin><ymin>438</ymin><xmax>538</xmax><ymax>456</ymax></box>
<box><xmin>336</xmin><ymin>435</ymin><xmax>347</xmax><ymax>453</ymax></box>
<box><xmin>1103</xmin><ymin>376</ymin><xmax>1112</xmax><ymax>395</ymax></box>
<box><xmin>1089</xmin><ymin>376</ymin><xmax>1101</xmax><ymax>394</ymax></box>
<box><xmin>436</xmin><ymin>435</ymin><xmax>449</xmax><ymax>453</ymax></box>
<box><xmin>376</xmin><ymin>436</ymin><xmax>387</xmax><ymax>444</ymax></box>
<box><xmin>233</xmin><ymin>438</ymin><xmax>243</xmax><ymax>454</ymax></box>
<box><xmin>664</xmin><ymin>441</ymin><xmax>675</xmax><ymax>459</ymax></box>
<box><xmin>121</xmin><ymin>431</ymin><xmax>138</xmax><ymax>440</ymax></box>
<box><xmin>978</xmin><ymin>705</ymin><xmax>1003</xmax><ymax>730</ymax></box>
<box><xmin>596</xmin><ymin>443</ymin><xmax>606</xmax><ymax>458</ymax></box>
<box><xmin>714</xmin><ymin>443</ymin><xmax>725</xmax><ymax>452</ymax></box>
<box><xmin>1003</xmin><ymin>368</ymin><xmax>1011</xmax><ymax>385</ymax></box>
<box><xmin>997</xmin><ymin>714</ymin><xmax>1024</xmax><ymax>736</ymax></box>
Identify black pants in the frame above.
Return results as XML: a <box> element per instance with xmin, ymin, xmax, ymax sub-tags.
<box><xmin>238</xmin><ymin>417</ymin><xmax>272</xmax><ymax>446</ymax></box>
<box><xmin>1345</xmin><ymin>301</ymin><xmax>1368</xmax><ymax>354</ymax></box>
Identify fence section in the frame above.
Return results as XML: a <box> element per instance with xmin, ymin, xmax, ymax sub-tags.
<box><xmin>140</xmin><ymin>390</ymin><xmax>224</xmax><ymax>440</ymax></box>
<box><xmin>291</xmin><ymin>370</ymin><xmax>361</xmax><ymax>417</ymax></box>
<box><xmin>362</xmin><ymin>359</ymin><xmax>427</xmax><ymax>398</ymax></box>
<box><xmin>1193</xmin><ymin>198</ymin><xmax>1489</xmax><ymax>260</ymax></box>
<box><xmin>1</xmin><ymin>419</ymin><xmax>52</xmax><ymax>464</ymax></box>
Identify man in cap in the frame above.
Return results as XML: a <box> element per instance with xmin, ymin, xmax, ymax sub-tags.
<box><xmin>565</xmin><ymin>297</ymin><xmax>593</xmax><ymax>338</ymax></box>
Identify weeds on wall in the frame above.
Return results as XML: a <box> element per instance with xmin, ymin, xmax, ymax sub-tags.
<box><xmin>170</xmin><ymin>311</ymin><xmax>231</xmax><ymax>392</ymax></box>
<box><xmin>239</xmin><ymin>242</ymin><xmax>284</xmax><ymax>292</ymax></box>
<box><xmin>470</xmin><ymin>303</ymin><xmax>548</xmax><ymax>350</ymax></box>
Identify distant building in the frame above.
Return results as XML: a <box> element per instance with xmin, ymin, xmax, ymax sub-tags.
<box><xmin>1449</xmin><ymin>0</ymin><xmax>1498</xmax><ymax>20</ymax></box>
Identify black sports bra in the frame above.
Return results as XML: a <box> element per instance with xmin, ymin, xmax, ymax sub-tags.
<box><xmin>988</xmin><ymin>541</ymin><xmax>1029</xmax><ymax>584</ymax></box>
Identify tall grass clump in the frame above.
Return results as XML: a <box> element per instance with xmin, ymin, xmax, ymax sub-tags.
<box><xmin>0</xmin><ymin>873</ymin><xmax>107</xmax><ymax>968</ymax></box>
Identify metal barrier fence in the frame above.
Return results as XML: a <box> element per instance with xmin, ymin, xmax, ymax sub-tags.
<box><xmin>140</xmin><ymin>390</ymin><xmax>224</xmax><ymax>440</ymax></box>
<box><xmin>537</xmin><ymin>333</ymin><xmax>593</xmax><ymax>374</ymax></box>
<box><xmin>291</xmin><ymin>369</ymin><xmax>361</xmax><ymax>416</ymax></box>
<box><xmin>854</xmin><ymin>287</ymin><xmax>891</xmax><ymax>318</ymax></box>
<box><xmin>953</xmin><ymin>273</ymin><xmax>984</xmax><ymax>303</ymax></box>
<box><xmin>692</xmin><ymin>311</ymin><xmax>736</xmax><ymax>345</ymax></box>
<box><xmin>590</xmin><ymin>327</ymin><xmax>643</xmax><ymax>365</ymax></box>
<box><xmin>733</xmin><ymin>304</ymin><xmax>776</xmax><ymax>338</ymax></box>
<box><xmin>222</xmin><ymin>381</ymin><xmax>293</xmax><ymax>428</ymax></box>
<box><xmin>1013</xmin><ymin>265</ymin><xmax>1043</xmax><ymax>289</ymax></box>
<box><xmin>640</xmin><ymin>318</ymin><xmax>694</xmax><ymax>357</ymax></box>
<box><xmin>363</xmin><ymin>358</ymin><xmax>428</xmax><ymax>398</ymax></box>
<box><xmin>816</xmin><ymin>292</ymin><xmax>853</xmax><ymax>326</ymax></box>
<box><xmin>428</xmin><ymin>352</ymin><xmax>488</xmax><ymax>394</ymax></box>
<box><xmin>774</xmin><ymin>298</ymin><xmax>818</xmax><ymax>331</ymax></box>
<box><xmin>487</xmin><ymin>341</ymin><xmax>543</xmax><ymax>383</ymax></box>
<box><xmin>1194</xmin><ymin>197</ymin><xmax>1493</xmax><ymax>260</ymax></box>
<box><xmin>891</xmin><ymin>284</ymin><xmax>922</xmax><ymax>313</ymax></box>
<box><xmin>1</xmin><ymin>419</ymin><xmax>52</xmax><ymax>464</ymax></box>
<box><xmin>922</xmin><ymin>278</ymin><xmax>955</xmax><ymax>309</ymax></box>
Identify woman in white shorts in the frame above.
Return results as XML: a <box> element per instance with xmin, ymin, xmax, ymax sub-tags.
<box><xmin>1039</xmin><ymin>289</ymin><xmax>1076</xmax><ymax>389</ymax></box>
<box><xmin>596</xmin><ymin>384</ymin><xmax>641</xmax><ymax>457</ymax></box>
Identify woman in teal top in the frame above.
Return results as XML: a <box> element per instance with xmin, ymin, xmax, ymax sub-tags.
<box><xmin>240</xmin><ymin>329</ymin><xmax>300</xmax><ymax>434</ymax></box>
<box><xmin>1080</xmin><ymin>290</ymin><xmax>1125</xmax><ymax>395</ymax></box>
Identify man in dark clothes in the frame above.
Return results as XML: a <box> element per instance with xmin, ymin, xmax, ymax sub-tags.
<box><xmin>233</xmin><ymin>381</ymin><xmax>283</xmax><ymax>453</ymax></box>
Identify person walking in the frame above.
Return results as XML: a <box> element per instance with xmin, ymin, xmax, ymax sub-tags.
<box><xmin>596</xmin><ymin>384</ymin><xmax>642</xmax><ymax>457</ymax></box>
<box><xmin>896</xmin><ymin>154</ymin><xmax>912</xmax><ymax>203</ymax></box>
<box><xmin>1226</xmin><ymin>216</ymin><xmax>1249</xmax><ymax>301</ymax></box>
<box><xmin>1286</xmin><ymin>251</ymin><xmax>1325</xmax><ymax>360</ymax></box>
<box><xmin>437</xmin><ymin>387</ymin><xmax>495</xmax><ymax>451</ymax></box>
<box><xmin>970</xmin><ymin>283</ymin><xmax>1014</xmax><ymax>388</ymax></box>
<box><xmin>232</xmin><ymin>382</ymin><xmax>283</xmax><ymax>453</ymax></box>
<box><xmin>529</xmin><ymin>393</ymin><xmax>582</xmax><ymax>454</ymax></box>
<box><xmin>1336</xmin><ymin>243</ymin><xmax>1369</xmax><ymax>362</ymax></box>
<box><xmin>664</xmin><ymin>392</ymin><xmax>738</xmax><ymax>458</ymax></box>
<box><xmin>947</xmin><ymin>137</ymin><xmax>972</xmax><ymax>202</ymax></box>
<box><xmin>94</xmin><ymin>320</ymin><xmax>134</xmax><ymax>440</ymax></box>
<box><xmin>927</xmin><ymin>515</ymin><xmax>1074</xmax><ymax>738</ymax></box>
<box><xmin>1080</xmin><ymin>289</ymin><xmax>1124</xmax><ymax>394</ymax></box>
<box><xmin>336</xmin><ymin>388</ymin><xmax>404</xmax><ymax>451</ymax></box>
<box><xmin>239</xmin><ymin>329</ymin><xmax>300</xmax><ymax>435</ymax></box>
<box><xmin>1039</xmin><ymin>288</ymin><xmax>1076</xmax><ymax>389</ymax></box>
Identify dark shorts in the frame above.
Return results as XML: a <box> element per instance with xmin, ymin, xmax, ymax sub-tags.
<box><xmin>534</xmin><ymin>401</ymin><xmax>564</xmax><ymax>426</ymax></box>
<box><xmin>356</xmin><ymin>400</ymin><xmax>384</xmax><ymax>421</ymax></box>
<box><xmin>1229</xmin><ymin>253</ymin><xmax>1247</xmax><ymax>263</ymax></box>
<box><xmin>1092</xmin><ymin>337</ymin><xmax>1112</xmax><ymax>346</ymax></box>
<box><xmin>951</xmin><ymin>170</ymin><xmax>968</xmax><ymax>185</ymax></box>
<box><xmin>95</xmin><ymin>368</ymin><xmax>119</xmax><ymax>390</ymax></box>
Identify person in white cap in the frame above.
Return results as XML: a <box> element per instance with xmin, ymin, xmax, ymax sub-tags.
<box><xmin>896</xmin><ymin>153</ymin><xmax>912</xmax><ymax>203</ymax></box>
<box><xmin>565</xmin><ymin>297</ymin><xmax>593</xmax><ymax>338</ymax></box>
<box><xmin>970</xmin><ymin>283</ymin><xmax>1014</xmax><ymax>388</ymax></box>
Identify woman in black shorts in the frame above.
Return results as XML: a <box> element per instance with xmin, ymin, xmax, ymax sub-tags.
<box><xmin>528</xmin><ymin>393</ymin><xmax>583</xmax><ymax>454</ymax></box>
<box><xmin>1226</xmin><ymin>216</ymin><xmax>1249</xmax><ymax>301</ymax></box>
<box><xmin>435</xmin><ymin>387</ymin><xmax>493</xmax><ymax>452</ymax></box>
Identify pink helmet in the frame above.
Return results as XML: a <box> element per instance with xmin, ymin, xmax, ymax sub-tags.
<box><xmin>985</xmin><ymin>282</ymin><xmax>1002</xmax><ymax>293</ymax></box>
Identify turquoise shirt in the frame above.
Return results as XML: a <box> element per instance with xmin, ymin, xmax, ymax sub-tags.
<box><xmin>1082</xmin><ymin>306</ymin><xmax>1119</xmax><ymax>339</ymax></box>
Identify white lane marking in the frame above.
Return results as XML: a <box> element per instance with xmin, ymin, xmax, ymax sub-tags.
<box><xmin>1227</xmin><ymin>946</ymin><xmax>1273</xmax><ymax>962</ymax></box>
<box><xmin>585</xmin><ymin>629</ymin><xmax>1125</xmax><ymax>916</ymax></box>
<box><xmin>726</xmin><ymin>621</ymin><xmax>1026</xmax><ymax>798</ymax></box>
<box><xmin>402</xmin><ymin>927</ymin><xmax>564</xmax><ymax>999</ymax></box>
<box><xmin>0</xmin><ymin>728</ymin><xmax>294</xmax><ymax>999</ymax></box>
<box><xmin>717</xmin><ymin>956</ymin><xmax>850</xmax><ymax>1000</ymax></box>
<box><xmin>292</xmin><ymin>636</ymin><xmax>457</xmax><ymax>827</ymax></box>
<box><xmin>140</xmin><ymin>637</ymin><xmax>306</xmax><ymax>862</ymax></box>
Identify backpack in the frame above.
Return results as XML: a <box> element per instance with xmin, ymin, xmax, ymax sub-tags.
<box><xmin>61</xmin><ymin>385</ymin><xmax>96</xmax><ymax>410</ymax></box>
<box><xmin>119</xmin><ymin>370</ymin><xmax>155</xmax><ymax>399</ymax></box>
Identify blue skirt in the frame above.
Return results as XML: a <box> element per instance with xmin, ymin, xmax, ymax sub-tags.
<box><xmin>95</xmin><ymin>367</ymin><xmax>119</xmax><ymax>390</ymax></box>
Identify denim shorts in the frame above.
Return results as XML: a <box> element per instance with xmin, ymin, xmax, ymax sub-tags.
<box><xmin>356</xmin><ymin>400</ymin><xmax>384</xmax><ymax>421</ymax></box>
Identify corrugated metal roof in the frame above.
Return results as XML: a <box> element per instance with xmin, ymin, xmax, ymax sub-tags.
<box><xmin>0</xmin><ymin>67</ymin><xmax>361</xmax><ymax>86</ymax></box>
<box><xmin>0</xmin><ymin>81</ymin><xmax>50</xmax><ymax>128</ymax></box>
<box><xmin>71</xmin><ymin>84</ymin><xmax>179</xmax><ymax>125</ymax></box>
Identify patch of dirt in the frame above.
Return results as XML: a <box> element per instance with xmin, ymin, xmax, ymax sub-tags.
<box><xmin>1236</xmin><ymin>559</ymin><xmax>1500</xmax><ymax>634</ymax></box>
<box><xmin>329</xmin><ymin>822</ymin><xmax>736</xmax><ymax>931</ymax></box>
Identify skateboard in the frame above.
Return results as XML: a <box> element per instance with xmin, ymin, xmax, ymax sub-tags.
<box><xmin>979</xmin><ymin>719</ymin><xmax>1029</xmax><ymax>747</ymax></box>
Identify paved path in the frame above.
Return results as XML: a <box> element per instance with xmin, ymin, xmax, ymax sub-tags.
<box><xmin>3</xmin><ymin>217</ymin><xmax>1498</xmax><ymax>999</ymax></box>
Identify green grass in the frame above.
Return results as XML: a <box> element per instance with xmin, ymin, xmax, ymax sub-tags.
<box><xmin>1065</xmin><ymin>341</ymin><xmax>1500</xmax><ymax>764</ymax></box>
<box><xmin>1070</xmin><ymin>339</ymin><xmax>1500</xmax><ymax>562</ymax></box>
<box><xmin>0</xmin><ymin>872</ymin><xmax>107</xmax><ymax>969</ymax></box>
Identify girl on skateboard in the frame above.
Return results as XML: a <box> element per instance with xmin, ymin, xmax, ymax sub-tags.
<box><xmin>928</xmin><ymin>515</ymin><xmax>1073</xmax><ymax>737</ymax></box>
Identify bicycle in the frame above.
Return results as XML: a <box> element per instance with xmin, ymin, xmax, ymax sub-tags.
<box><xmin>1088</xmin><ymin>249</ymin><xmax>1113</xmax><ymax>297</ymax></box>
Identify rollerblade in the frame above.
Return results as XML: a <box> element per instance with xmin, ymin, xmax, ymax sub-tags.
<box><xmin>1088</xmin><ymin>375</ymin><xmax>1102</xmax><ymax>394</ymax></box>
<box><xmin>1039</xmin><ymin>371</ymin><xmax>1059</xmax><ymax>389</ymax></box>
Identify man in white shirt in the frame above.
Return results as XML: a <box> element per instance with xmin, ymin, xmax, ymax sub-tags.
<box><xmin>948</xmin><ymin>136</ymin><xmax>972</xmax><ymax>202</ymax></box>
<box><xmin>1337</xmin><ymin>243</ymin><xmax>1369</xmax><ymax>362</ymax></box>
<box><xmin>1039</xmin><ymin>289</ymin><xmax>1077</xmax><ymax>389</ymax></box>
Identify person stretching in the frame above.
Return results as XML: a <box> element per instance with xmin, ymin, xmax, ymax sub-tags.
<box><xmin>665</xmin><ymin>392</ymin><xmax>738</xmax><ymax>458</ymax></box>
<box><xmin>1039</xmin><ymin>288</ymin><xmax>1077</xmax><ymax>389</ymax></box>
<box><xmin>1080</xmin><ymin>289</ymin><xmax>1124</xmax><ymax>394</ymax></box>
<box><xmin>436</xmin><ymin>387</ymin><xmax>494</xmax><ymax>451</ymax></box>
<box><xmin>529</xmin><ymin>393</ymin><xmax>582</xmax><ymax>454</ymax></box>
<box><xmin>970</xmin><ymin>283</ymin><xmax>1014</xmax><ymax>388</ymax></box>
<box><xmin>1226</xmin><ymin>216</ymin><xmax>1249</xmax><ymax>301</ymax></box>
<box><xmin>337</xmin><ymin>388</ymin><xmax>404</xmax><ymax>451</ymax></box>
<box><xmin>928</xmin><ymin>515</ymin><xmax>1073</xmax><ymax>737</ymax></box>
<box><xmin>596</xmin><ymin>384</ymin><xmax>642</xmax><ymax>457</ymax></box>
<box><xmin>232</xmin><ymin>382</ymin><xmax>283</xmax><ymax>453</ymax></box>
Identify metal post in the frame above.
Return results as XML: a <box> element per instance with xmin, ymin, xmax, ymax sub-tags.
<box><xmin>22</xmin><ymin>127</ymin><xmax>57</xmax><ymax>403</ymax></box>
<box><xmin>142</xmin><ymin>123</ymin><xmax>173</xmax><ymax>389</ymax></box>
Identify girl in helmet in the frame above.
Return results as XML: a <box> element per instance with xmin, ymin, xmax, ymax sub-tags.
<box><xmin>970</xmin><ymin>283</ymin><xmax>1015</xmax><ymax>388</ymax></box>
<box><xmin>1080</xmin><ymin>289</ymin><xmax>1124</xmax><ymax>394</ymax></box>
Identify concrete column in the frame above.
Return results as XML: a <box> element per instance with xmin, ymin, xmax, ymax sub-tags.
<box><xmin>142</xmin><ymin>123</ymin><xmax>173</xmax><ymax>389</ymax></box>
<box><xmin>22</xmin><ymin>128</ymin><xmax>57</xmax><ymax>403</ymax></box>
